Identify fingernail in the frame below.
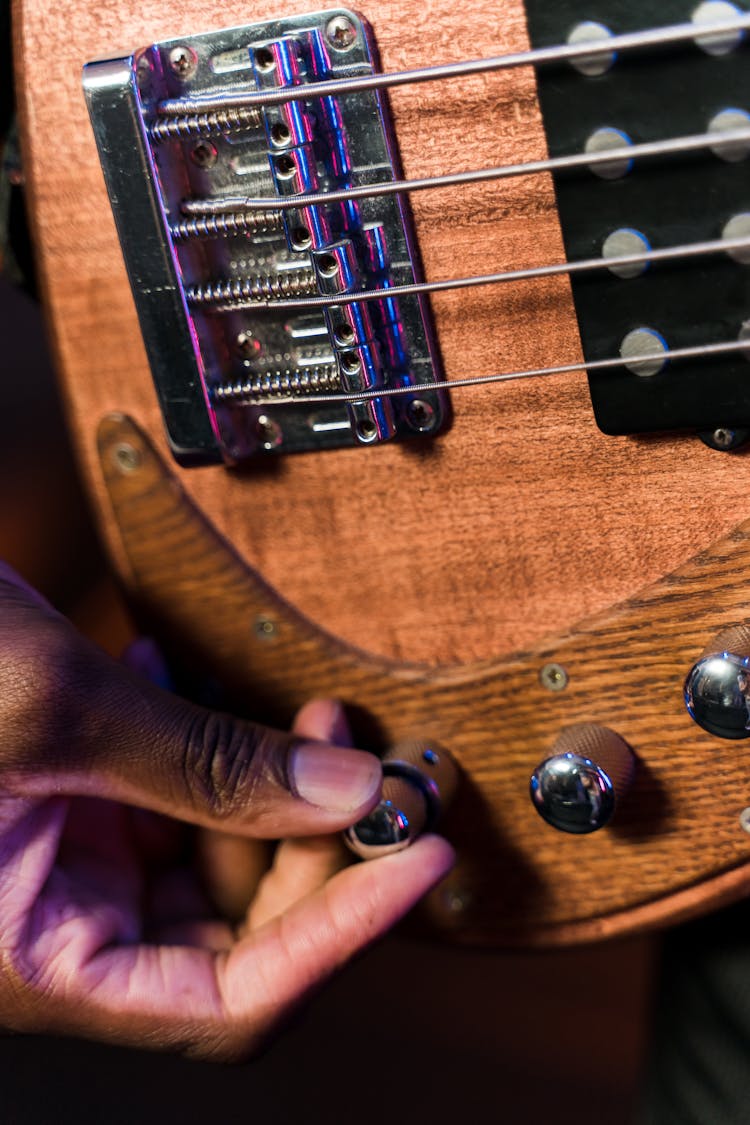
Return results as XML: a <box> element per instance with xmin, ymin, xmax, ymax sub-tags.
<box><xmin>290</xmin><ymin>743</ymin><xmax>382</xmax><ymax>812</ymax></box>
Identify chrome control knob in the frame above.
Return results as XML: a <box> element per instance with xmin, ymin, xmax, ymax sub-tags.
<box><xmin>344</xmin><ymin>741</ymin><xmax>458</xmax><ymax>859</ymax></box>
<box><xmin>530</xmin><ymin>724</ymin><xmax>635</xmax><ymax>834</ymax></box>
<box><xmin>685</xmin><ymin>626</ymin><xmax>750</xmax><ymax>739</ymax></box>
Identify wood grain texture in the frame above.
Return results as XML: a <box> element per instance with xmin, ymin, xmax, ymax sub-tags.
<box><xmin>16</xmin><ymin>0</ymin><xmax>750</xmax><ymax>671</ymax></box>
<box><xmin>99</xmin><ymin>415</ymin><xmax>750</xmax><ymax>946</ymax></box>
<box><xmin>15</xmin><ymin>0</ymin><xmax>750</xmax><ymax>944</ymax></box>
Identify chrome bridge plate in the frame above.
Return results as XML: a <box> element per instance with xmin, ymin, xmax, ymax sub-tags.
<box><xmin>84</xmin><ymin>10</ymin><xmax>447</xmax><ymax>463</ymax></box>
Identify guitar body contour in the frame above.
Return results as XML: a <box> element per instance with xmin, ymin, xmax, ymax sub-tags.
<box><xmin>13</xmin><ymin>0</ymin><xmax>750</xmax><ymax>945</ymax></box>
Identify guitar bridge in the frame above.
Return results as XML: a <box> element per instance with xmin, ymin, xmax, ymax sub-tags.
<box><xmin>83</xmin><ymin>10</ymin><xmax>447</xmax><ymax>463</ymax></box>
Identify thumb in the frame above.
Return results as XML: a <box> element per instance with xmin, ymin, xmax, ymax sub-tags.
<box><xmin>0</xmin><ymin>562</ymin><xmax>382</xmax><ymax>836</ymax></box>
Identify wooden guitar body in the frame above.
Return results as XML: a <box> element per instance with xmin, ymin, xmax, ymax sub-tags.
<box><xmin>13</xmin><ymin>0</ymin><xmax>750</xmax><ymax>945</ymax></box>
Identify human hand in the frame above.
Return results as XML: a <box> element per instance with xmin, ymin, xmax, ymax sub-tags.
<box><xmin>0</xmin><ymin>563</ymin><xmax>454</xmax><ymax>1058</ymax></box>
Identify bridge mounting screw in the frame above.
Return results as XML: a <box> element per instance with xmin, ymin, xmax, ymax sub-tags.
<box><xmin>406</xmin><ymin>399</ymin><xmax>436</xmax><ymax>432</ymax></box>
<box><xmin>168</xmin><ymin>45</ymin><xmax>197</xmax><ymax>79</ymax></box>
<box><xmin>325</xmin><ymin>15</ymin><xmax>357</xmax><ymax>50</ymax></box>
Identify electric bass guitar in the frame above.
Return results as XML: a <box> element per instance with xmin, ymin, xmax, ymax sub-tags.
<box><xmin>13</xmin><ymin>0</ymin><xmax>750</xmax><ymax>945</ymax></box>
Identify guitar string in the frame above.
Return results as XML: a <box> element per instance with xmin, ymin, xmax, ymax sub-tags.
<box><xmin>182</xmin><ymin>127</ymin><xmax>750</xmax><ymax>215</ymax></box>
<box><xmin>178</xmin><ymin>103</ymin><xmax>750</xmax><ymax>311</ymax></box>
<box><xmin>191</xmin><ymin>233</ymin><xmax>750</xmax><ymax>311</ymax></box>
<box><xmin>216</xmin><ymin>339</ymin><xmax>750</xmax><ymax>406</ymax></box>
<box><xmin>157</xmin><ymin>13</ymin><xmax>750</xmax><ymax>115</ymax></box>
<box><xmin>171</xmin><ymin>22</ymin><xmax>750</xmax><ymax>312</ymax></box>
<box><xmin>162</xmin><ymin>14</ymin><xmax>750</xmax><ymax>406</ymax></box>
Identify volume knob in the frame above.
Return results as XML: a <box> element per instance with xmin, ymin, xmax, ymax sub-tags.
<box><xmin>344</xmin><ymin>741</ymin><xmax>458</xmax><ymax>859</ymax></box>
<box><xmin>530</xmin><ymin>724</ymin><xmax>635</xmax><ymax>834</ymax></box>
<box><xmin>685</xmin><ymin>625</ymin><xmax>750</xmax><ymax>739</ymax></box>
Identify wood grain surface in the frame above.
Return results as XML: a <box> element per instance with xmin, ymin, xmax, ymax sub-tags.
<box><xmin>13</xmin><ymin>0</ymin><xmax>750</xmax><ymax>942</ymax></box>
<box><xmin>98</xmin><ymin>414</ymin><xmax>750</xmax><ymax>946</ymax></box>
<box><xmin>16</xmin><ymin>0</ymin><xmax>750</xmax><ymax>668</ymax></box>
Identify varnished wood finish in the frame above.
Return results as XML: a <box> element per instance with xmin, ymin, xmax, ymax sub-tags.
<box><xmin>16</xmin><ymin>0</ymin><xmax>750</xmax><ymax>670</ymax></box>
<box><xmin>98</xmin><ymin>415</ymin><xmax>750</xmax><ymax>946</ymax></box>
<box><xmin>15</xmin><ymin>0</ymin><xmax>750</xmax><ymax>941</ymax></box>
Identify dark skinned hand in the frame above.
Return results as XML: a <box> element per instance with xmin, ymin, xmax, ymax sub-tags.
<box><xmin>0</xmin><ymin>562</ymin><xmax>454</xmax><ymax>1059</ymax></box>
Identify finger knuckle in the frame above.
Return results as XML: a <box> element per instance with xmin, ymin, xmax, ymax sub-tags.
<box><xmin>181</xmin><ymin>711</ymin><xmax>269</xmax><ymax>820</ymax></box>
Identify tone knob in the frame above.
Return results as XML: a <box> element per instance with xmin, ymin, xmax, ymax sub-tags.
<box><xmin>530</xmin><ymin>724</ymin><xmax>635</xmax><ymax>834</ymax></box>
<box><xmin>344</xmin><ymin>741</ymin><xmax>458</xmax><ymax>859</ymax></box>
<box><xmin>685</xmin><ymin>625</ymin><xmax>750</xmax><ymax>739</ymax></box>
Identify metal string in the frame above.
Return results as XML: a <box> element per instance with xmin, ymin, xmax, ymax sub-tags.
<box><xmin>158</xmin><ymin>14</ymin><xmax>750</xmax><ymax>114</ymax></box>
<box><xmin>161</xmin><ymin>14</ymin><xmax>750</xmax><ymax>408</ymax></box>
<box><xmin>224</xmin><ymin>339</ymin><xmax>750</xmax><ymax>407</ymax></box>
<box><xmin>182</xmin><ymin>127</ymin><xmax>750</xmax><ymax>215</ymax></box>
<box><xmin>171</xmin><ymin>19</ymin><xmax>750</xmax><ymax>315</ymax></box>
<box><xmin>190</xmin><ymin>234</ymin><xmax>750</xmax><ymax>312</ymax></box>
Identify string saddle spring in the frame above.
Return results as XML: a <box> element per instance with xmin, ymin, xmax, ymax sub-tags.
<box><xmin>186</xmin><ymin>270</ymin><xmax>318</xmax><ymax>305</ymax></box>
<box><xmin>214</xmin><ymin>365</ymin><xmax>342</xmax><ymax>400</ymax></box>
<box><xmin>170</xmin><ymin>211</ymin><xmax>283</xmax><ymax>241</ymax></box>
<box><xmin>149</xmin><ymin>106</ymin><xmax>262</xmax><ymax>142</ymax></box>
